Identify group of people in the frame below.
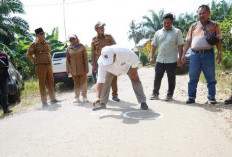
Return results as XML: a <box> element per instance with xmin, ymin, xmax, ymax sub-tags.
<box><xmin>26</xmin><ymin>21</ymin><xmax>149</xmax><ymax>111</ymax></box>
<box><xmin>150</xmin><ymin>5</ymin><xmax>232</xmax><ymax>105</ymax></box>
<box><xmin>1</xmin><ymin>4</ymin><xmax>232</xmax><ymax>115</ymax></box>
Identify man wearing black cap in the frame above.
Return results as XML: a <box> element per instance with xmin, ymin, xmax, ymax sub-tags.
<box><xmin>0</xmin><ymin>51</ymin><xmax>12</xmax><ymax>114</ymax></box>
<box><xmin>91</xmin><ymin>22</ymin><xmax>120</xmax><ymax>102</ymax></box>
<box><xmin>27</xmin><ymin>27</ymin><xmax>60</xmax><ymax>107</ymax></box>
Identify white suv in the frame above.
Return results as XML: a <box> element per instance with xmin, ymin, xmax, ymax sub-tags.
<box><xmin>52</xmin><ymin>51</ymin><xmax>92</xmax><ymax>84</ymax></box>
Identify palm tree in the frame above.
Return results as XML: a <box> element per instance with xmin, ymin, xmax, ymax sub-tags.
<box><xmin>0</xmin><ymin>0</ymin><xmax>30</xmax><ymax>46</ymax></box>
<box><xmin>128</xmin><ymin>20</ymin><xmax>144</xmax><ymax>45</ymax></box>
<box><xmin>174</xmin><ymin>13</ymin><xmax>197</xmax><ymax>37</ymax></box>
<box><xmin>142</xmin><ymin>10</ymin><xmax>164</xmax><ymax>39</ymax></box>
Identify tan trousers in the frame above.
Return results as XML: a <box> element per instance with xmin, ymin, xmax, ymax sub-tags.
<box><xmin>36</xmin><ymin>64</ymin><xmax>56</xmax><ymax>102</ymax></box>
<box><xmin>72</xmin><ymin>74</ymin><xmax>87</xmax><ymax>98</ymax></box>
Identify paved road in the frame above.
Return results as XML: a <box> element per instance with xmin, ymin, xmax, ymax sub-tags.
<box><xmin>0</xmin><ymin>67</ymin><xmax>232</xmax><ymax>157</ymax></box>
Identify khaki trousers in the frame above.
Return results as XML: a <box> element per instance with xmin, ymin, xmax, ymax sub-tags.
<box><xmin>101</xmin><ymin>68</ymin><xmax>146</xmax><ymax>104</ymax></box>
<box><xmin>72</xmin><ymin>74</ymin><xmax>87</xmax><ymax>98</ymax></box>
<box><xmin>36</xmin><ymin>64</ymin><xmax>56</xmax><ymax>102</ymax></box>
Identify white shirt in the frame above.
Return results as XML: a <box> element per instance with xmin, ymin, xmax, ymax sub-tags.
<box><xmin>97</xmin><ymin>46</ymin><xmax>139</xmax><ymax>83</ymax></box>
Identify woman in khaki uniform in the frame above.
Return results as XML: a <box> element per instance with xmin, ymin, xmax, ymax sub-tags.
<box><xmin>66</xmin><ymin>34</ymin><xmax>89</xmax><ymax>102</ymax></box>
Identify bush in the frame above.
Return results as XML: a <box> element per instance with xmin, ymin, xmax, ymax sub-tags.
<box><xmin>221</xmin><ymin>50</ymin><xmax>232</xmax><ymax>69</ymax></box>
<box><xmin>139</xmin><ymin>50</ymin><xmax>149</xmax><ymax>66</ymax></box>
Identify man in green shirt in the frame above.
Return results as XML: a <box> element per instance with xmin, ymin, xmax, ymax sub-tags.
<box><xmin>150</xmin><ymin>13</ymin><xmax>184</xmax><ymax>101</ymax></box>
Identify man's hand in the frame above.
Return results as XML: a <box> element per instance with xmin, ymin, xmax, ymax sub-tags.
<box><xmin>131</xmin><ymin>74</ymin><xmax>140</xmax><ymax>82</ymax></box>
<box><xmin>217</xmin><ymin>53</ymin><xmax>222</xmax><ymax>64</ymax></box>
<box><xmin>181</xmin><ymin>55</ymin><xmax>186</xmax><ymax>65</ymax></box>
<box><xmin>177</xmin><ymin>58</ymin><xmax>183</xmax><ymax>68</ymax></box>
<box><xmin>93</xmin><ymin>98</ymin><xmax>101</xmax><ymax>106</ymax></box>
<box><xmin>150</xmin><ymin>58</ymin><xmax>154</xmax><ymax>65</ymax></box>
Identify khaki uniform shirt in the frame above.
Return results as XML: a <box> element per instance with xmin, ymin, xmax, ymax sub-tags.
<box><xmin>66</xmin><ymin>44</ymin><xmax>89</xmax><ymax>76</ymax></box>
<box><xmin>91</xmin><ymin>34</ymin><xmax>116</xmax><ymax>58</ymax></box>
<box><xmin>27</xmin><ymin>40</ymin><xmax>52</xmax><ymax>65</ymax></box>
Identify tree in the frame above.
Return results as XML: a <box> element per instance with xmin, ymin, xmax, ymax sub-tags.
<box><xmin>128</xmin><ymin>20</ymin><xmax>144</xmax><ymax>45</ymax></box>
<box><xmin>210</xmin><ymin>0</ymin><xmax>231</xmax><ymax>22</ymax></box>
<box><xmin>174</xmin><ymin>13</ymin><xmax>197</xmax><ymax>38</ymax></box>
<box><xmin>0</xmin><ymin>0</ymin><xmax>31</xmax><ymax>46</ymax></box>
<box><xmin>45</xmin><ymin>27</ymin><xmax>68</xmax><ymax>54</ymax></box>
<box><xmin>142</xmin><ymin>10</ymin><xmax>164</xmax><ymax>39</ymax></box>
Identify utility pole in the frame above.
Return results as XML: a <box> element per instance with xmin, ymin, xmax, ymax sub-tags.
<box><xmin>63</xmin><ymin>0</ymin><xmax>67</xmax><ymax>40</ymax></box>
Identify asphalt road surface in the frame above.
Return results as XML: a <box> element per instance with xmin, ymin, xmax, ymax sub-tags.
<box><xmin>0</xmin><ymin>67</ymin><xmax>232</xmax><ymax>157</ymax></box>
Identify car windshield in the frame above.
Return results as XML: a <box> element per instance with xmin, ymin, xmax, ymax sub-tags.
<box><xmin>53</xmin><ymin>52</ymin><xmax>66</xmax><ymax>58</ymax></box>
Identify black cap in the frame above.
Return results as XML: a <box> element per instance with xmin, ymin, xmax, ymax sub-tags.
<box><xmin>35</xmin><ymin>27</ymin><xmax>44</xmax><ymax>35</ymax></box>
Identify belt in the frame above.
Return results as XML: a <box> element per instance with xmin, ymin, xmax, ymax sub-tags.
<box><xmin>191</xmin><ymin>48</ymin><xmax>214</xmax><ymax>53</ymax></box>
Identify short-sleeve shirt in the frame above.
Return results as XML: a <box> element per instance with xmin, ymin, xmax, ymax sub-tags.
<box><xmin>91</xmin><ymin>34</ymin><xmax>116</xmax><ymax>57</ymax></box>
<box><xmin>152</xmin><ymin>26</ymin><xmax>184</xmax><ymax>63</ymax></box>
<box><xmin>97</xmin><ymin>45</ymin><xmax>139</xmax><ymax>83</ymax></box>
<box><xmin>27</xmin><ymin>40</ymin><xmax>52</xmax><ymax>65</ymax></box>
<box><xmin>186</xmin><ymin>20</ymin><xmax>222</xmax><ymax>50</ymax></box>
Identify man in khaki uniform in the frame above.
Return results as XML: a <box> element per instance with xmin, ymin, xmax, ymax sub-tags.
<box><xmin>91</xmin><ymin>22</ymin><xmax>120</xmax><ymax>102</ymax></box>
<box><xmin>27</xmin><ymin>28</ymin><xmax>60</xmax><ymax>107</ymax></box>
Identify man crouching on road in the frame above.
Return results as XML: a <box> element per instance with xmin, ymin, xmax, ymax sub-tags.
<box><xmin>92</xmin><ymin>45</ymin><xmax>148</xmax><ymax>111</ymax></box>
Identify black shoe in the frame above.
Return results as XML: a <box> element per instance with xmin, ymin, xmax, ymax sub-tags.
<box><xmin>150</xmin><ymin>94</ymin><xmax>159</xmax><ymax>100</ymax></box>
<box><xmin>92</xmin><ymin>103</ymin><xmax>106</xmax><ymax>111</ymax></box>
<box><xmin>165</xmin><ymin>95</ymin><xmax>173</xmax><ymax>101</ymax></box>
<box><xmin>186</xmin><ymin>98</ymin><xmax>195</xmax><ymax>104</ymax></box>
<box><xmin>42</xmin><ymin>102</ymin><xmax>49</xmax><ymax>107</ymax></box>
<box><xmin>208</xmin><ymin>98</ymin><xmax>217</xmax><ymax>104</ymax></box>
<box><xmin>112</xmin><ymin>96</ymin><xmax>120</xmax><ymax>102</ymax></box>
<box><xmin>224</xmin><ymin>96</ymin><xmax>232</xmax><ymax>104</ymax></box>
<box><xmin>3</xmin><ymin>109</ymin><xmax>13</xmax><ymax>115</ymax></box>
<box><xmin>141</xmin><ymin>102</ymin><xmax>148</xmax><ymax>110</ymax></box>
<box><xmin>51</xmin><ymin>99</ymin><xmax>61</xmax><ymax>104</ymax></box>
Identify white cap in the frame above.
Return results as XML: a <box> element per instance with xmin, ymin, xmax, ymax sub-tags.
<box><xmin>100</xmin><ymin>46</ymin><xmax>114</xmax><ymax>65</ymax></box>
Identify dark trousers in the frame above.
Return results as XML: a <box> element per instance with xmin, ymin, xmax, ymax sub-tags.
<box><xmin>153</xmin><ymin>62</ymin><xmax>177</xmax><ymax>96</ymax></box>
<box><xmin>0</xmin><ymin>76</ymin><xmax>9</xmax><ymax>111</ymax></box>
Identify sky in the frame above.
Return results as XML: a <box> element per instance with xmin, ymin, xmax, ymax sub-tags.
<box><xmin>20</xmin><ymin>0</ymin><xmax>219</xmax><ymax>48</ymax></box>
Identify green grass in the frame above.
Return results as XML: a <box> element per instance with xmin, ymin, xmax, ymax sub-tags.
<box><xmin>200</xmin><ymin>67</ymin><xmax>231</xmax><ymax>95</ymax></box>
<box><xmin>0</xmin><ymin>80</ymin><xmax>40</xmax><ymax>118</ymax></box>
<box><xmin>21</xmin><ymin>80</ymin><xmax>40</xmax><ymax>98</ymax></box>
